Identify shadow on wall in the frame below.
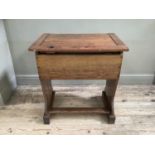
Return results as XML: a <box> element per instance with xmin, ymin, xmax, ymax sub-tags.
<box><xmin>153</xmin><ymin>72</ymin><xmax>155</xmax><ymax>85</ymax></box>
<box><xmin>0</xmin><ymin>72</ymin><xmax>15</xmax><ymax>105</ymax></box>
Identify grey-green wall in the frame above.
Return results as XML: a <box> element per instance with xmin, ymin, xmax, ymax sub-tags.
<box><xmin>0</xmin><ymin>20</ymin><xmax>16</xmax><ymax>105</ymax></box>
<box><xmin>4</xmin><ymin>19</ymin><xmax>155</xmax><ymax>85</ymax></box>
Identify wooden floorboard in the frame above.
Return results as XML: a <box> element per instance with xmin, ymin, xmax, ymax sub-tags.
<box><xmin>0</xmin><ymin>85</ymin><xmax>155</xmax><ymax>135</ymax></box>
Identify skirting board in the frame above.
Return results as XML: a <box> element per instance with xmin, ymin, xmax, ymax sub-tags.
<box><xmin>16</xmin><ymin>74</ymin><xmax>155</xmax><ymax>85</ymax></box>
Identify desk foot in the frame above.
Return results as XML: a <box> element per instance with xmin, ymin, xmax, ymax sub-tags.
<box><xmin>43</xmin><ymin>113</ymin><xmax>50</xmax><ymax>124</ymax></box>
<box><xmin>108</xmin><ymin>115</ymin><xmax>115</xmax><ymax>124</ymax></box>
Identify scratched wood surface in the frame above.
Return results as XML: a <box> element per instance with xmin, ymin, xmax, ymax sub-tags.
<box><xmin>0</xmin><ymin>85</ymin><xmax>155</xmax><ymax>135</ymax></box>
<box><xmin>29</xmin><ymin>33</ymin><xmax>129</xmax><ymax>53</ymax></box>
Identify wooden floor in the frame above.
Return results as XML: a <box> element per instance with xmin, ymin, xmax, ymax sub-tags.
<box><xmin>0</xmin><ymin>85</ymin><xmax>155</xmax><ymax>135</ymax></box>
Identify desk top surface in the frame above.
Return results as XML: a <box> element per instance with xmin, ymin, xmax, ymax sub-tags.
<box><xmin>29</xmin><ymin>33</ymin><xmax>129</xmax><ymax>53</ymax></box>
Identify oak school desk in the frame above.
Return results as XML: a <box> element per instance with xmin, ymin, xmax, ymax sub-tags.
<box><xmin>29</xmin><ymin>33</ymin><xmax>129</xmax><ymax>124</ymax></box>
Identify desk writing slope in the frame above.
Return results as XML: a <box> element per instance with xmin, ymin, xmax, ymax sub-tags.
<box><xmin>29</xmin><ymin>33</ymin><xmax>129</xmax><ymax>53</ymax></box>
<box><xmin>28</xmin><ymin>33</ymin><xmax>129</xmax><ymax>125</ymax></box>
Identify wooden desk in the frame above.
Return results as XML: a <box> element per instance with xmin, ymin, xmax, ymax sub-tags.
<box><xmin>29</xmin><ymin>33</ymin><xmax>129</xmax><ymax>124</ymax></box>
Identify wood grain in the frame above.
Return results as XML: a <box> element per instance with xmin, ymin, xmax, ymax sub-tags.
<box><xmin>39</xmin><ymin>80</ymin><xmax>54</xmax><ymax>124</ymax></box>
<box><xmin>49</xmin><ymin>107</ymin><xmax>109</xmax><ymax>114</ymax></box>
<box><xmin>29</xmin><ymin>33</ymin><xmax>49</xmax><ymax>51</ymax></box>
<box><xmin>29</xmin><ymin>33</ymin><xmax>129</xmax><ymax>53</ymax></box>
<box><xmin>104</xmin><ymin>80</ymin><xmax>119</xmax><ymax>123</ymax></box>
<box><xmin>36</xmin><ymin>54</ymin><xmax>122</xmax><ymax>80</ymax></box>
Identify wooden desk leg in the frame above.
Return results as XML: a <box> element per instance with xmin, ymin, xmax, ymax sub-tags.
<box><xmin>40</xmin><ymin>79</ymin><xmax>54</xmax><ymax>124</ymax></box>
<box><xmin>104</xmin><ymin>79</ymin><xmax>118</xmax><ymax>124</ymax></box>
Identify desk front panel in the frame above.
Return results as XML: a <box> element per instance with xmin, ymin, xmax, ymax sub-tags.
<box><xmin>36</xmin><ymin>53</ymin><xmax>123</xmax><ymax>80</ymax></box>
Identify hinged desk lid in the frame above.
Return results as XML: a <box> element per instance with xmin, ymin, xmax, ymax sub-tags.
<box><xmin>29</xmin><ymin>33</ymin><xmax>129</xmax><ymax>53</ymax></box>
